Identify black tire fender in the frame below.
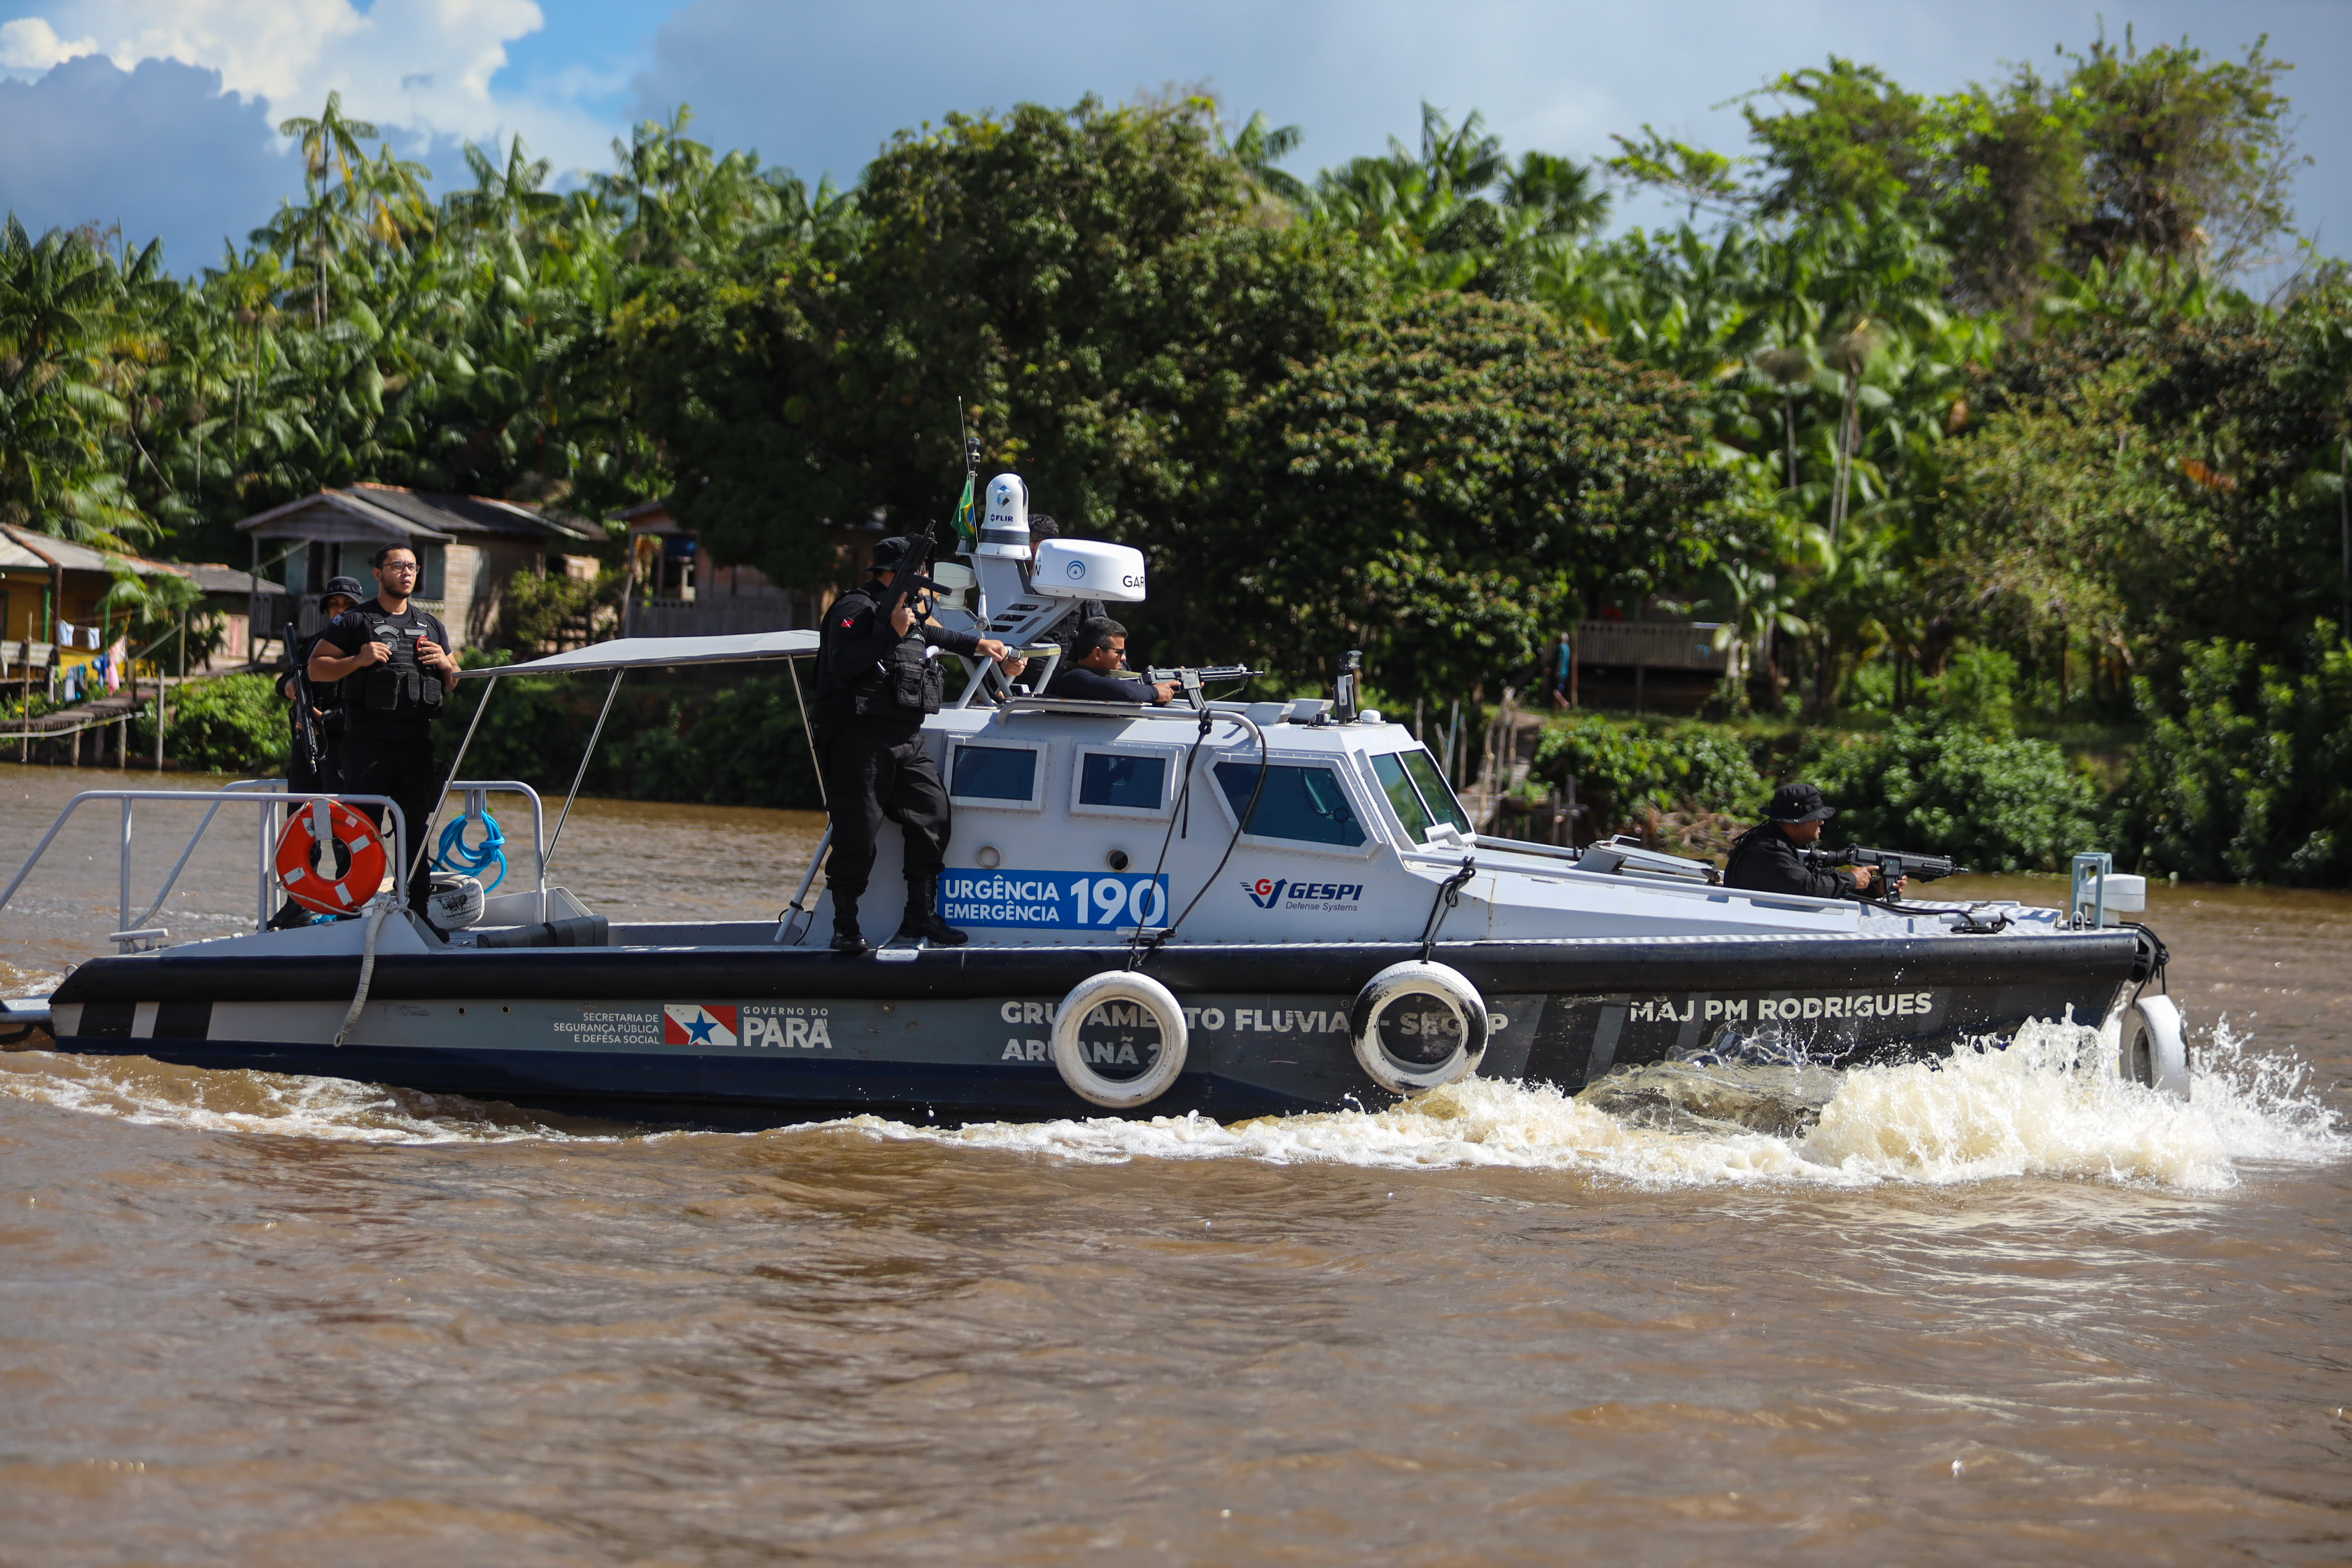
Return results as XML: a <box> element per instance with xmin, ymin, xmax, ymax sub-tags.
<box><xmin>1347</xmin><ymin>960</ymin><xmax>1489</xmax><ymax>1095</ymax></box>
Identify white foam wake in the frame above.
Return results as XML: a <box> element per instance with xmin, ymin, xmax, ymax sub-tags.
<box><xmin>4</xmin><ymin>1015</ymin><xmax>2339</xmax><ymax>1184</ymax></box>
<box><xmin>856</xmin><ymin>1018</ymin><xmax>2345</xmax><ymax>1191</ymax></box>
<box><xmin>0</xmin><ymin>1050</ymin><xmax>603</xmax><ymax>1144</ymax></box>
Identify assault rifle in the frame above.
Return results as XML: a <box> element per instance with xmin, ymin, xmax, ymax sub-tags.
<box><xmin>1805</xmin><ymin>844</ymin><xmax>1967</xmax><ymax>894</ymax></box>
<box><xmin>881</xmin><ymin>515</ymin><xmax>944</xmax><ymax>621</ymax></box>
<box><xmin>281</xmin><ymin>619</ymin><xmax>320</xmax><ymax>776</ymax></box>
<box><xmin>1144</xmin><ymin>664</ymin><xmax>1261</xmax><ymax>708</ymax></box>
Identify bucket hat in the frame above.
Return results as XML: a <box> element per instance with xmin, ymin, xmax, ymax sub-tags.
<box><xmin>1765</xmin><ymin>783</ymin><xmax>1836</xmax><ymax>822</ymax></box>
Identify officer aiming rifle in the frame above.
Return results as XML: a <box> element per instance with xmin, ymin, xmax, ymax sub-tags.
<box><xmin>1804</xmin><ymin>845</ymin><xmax>1965</xmax><ymax>897</ymax></box>
<box><xmin>811</xmin><ymin>522</ymin><xmax>1021</xmax><ymax>955</ymax></box>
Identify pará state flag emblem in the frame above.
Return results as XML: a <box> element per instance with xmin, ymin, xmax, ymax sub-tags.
<box><xmin>663</xmin><ymin>1003</ymin><xmax>740</xmax><ymax>1047</ymax></box>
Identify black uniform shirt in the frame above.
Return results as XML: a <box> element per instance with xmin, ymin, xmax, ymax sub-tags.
<box><xmin>815</xmin><ymin>582</ymin><xmax>981</xmax><ymax>736</ymax></box>
<box><xmin>1721</xmin><ymin>822</ymin><xmax>1855</xmax><ymax>899</ymax></box>
<box><xmin>318</xmin><ymin>600</ymin><xmax>451</xmax><ymax>739</ymax></box>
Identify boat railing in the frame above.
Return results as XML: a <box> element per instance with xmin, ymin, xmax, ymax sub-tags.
<box><xmin>0</xmin><ymin>778</ymin><xmax>547</xmax><ymax>952</ymax></box>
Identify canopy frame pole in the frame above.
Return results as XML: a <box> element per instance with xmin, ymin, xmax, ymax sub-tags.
<box><xmin>783</xmin><ymin>651</ymin><xmax>827</xmax><ymax>810</ymax></box>
<box><xmin>542</xmin><ymin>670</ymin><xmax>624</xmax><ymax>879</ymax></box>
<box><xmin>413</xmin><ymin>671</ymin><xmax>496</xmax><ymax>909</ymax></box>
<box><xmin>776</xmin><ymin>651</ymin><xmax>831</xmax><ymax>945</ymax></box>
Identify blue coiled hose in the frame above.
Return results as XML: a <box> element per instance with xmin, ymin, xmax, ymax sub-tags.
<box><xmin>434</xmin><ymin>806</ymin><xmax>508</xmax><ymax>893</ymax></box>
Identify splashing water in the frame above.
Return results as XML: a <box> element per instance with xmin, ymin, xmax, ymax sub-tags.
<box><xmin>0</xmin><ymin>1049</ymin><xmax>608</xmax><ymax>1144</ymax></box>
<box><xmin>867</xmin><ymin>1018</ymin><xmax>2344</xmax><ymax>1191</ymax></box>
<box><xmin>4</xmin><ymin>1015</ymin><xmax>2340</xmax><ymax>1186</ymax></box>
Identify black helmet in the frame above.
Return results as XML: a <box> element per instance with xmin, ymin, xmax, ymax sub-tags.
<box><xmin>1765</xmin><ymin>783</ymin><xmax>1836</xmax><ymax>822</ymax></box>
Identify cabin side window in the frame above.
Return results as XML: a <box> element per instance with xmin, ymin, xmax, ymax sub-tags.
<box><xmin>1213</xmin><ymin>761</ymin><xmax>1368</xmax><ymax>848</ymax></box>
<box><xmin>1073</xmin><ymin>748</ymin><xmax>1173</xmax><ymax>817</ymax></box>
<box><xmin>948</xmin><ymin>741</ymin><xmax>1045</xmax><ymax>808</ymax></box>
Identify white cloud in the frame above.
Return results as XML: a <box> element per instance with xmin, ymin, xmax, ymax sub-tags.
<box><xmin>0</xmin><ymin>15</ymin><xmax>96</xmax><ymax>69</ymax></box>
<box><xmin>4</xmin><ymin>1</ymin><xmax>615</xmax><ymax>171</ymax></box>
<box><xmin>0</xmin><ymin>53</ymin><xmax>292</xmax><ymax>264</ymax></box>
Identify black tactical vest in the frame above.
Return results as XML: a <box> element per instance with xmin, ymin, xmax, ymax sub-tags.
<box><xmin>349</xmin><ymin>603</ymin><xmax>445</xmax><ymax>718</ymax></box>
<box><xmin>819</xmin><ymin>584</ymin><xmax>942</xmax><ymax>720</ymax></box>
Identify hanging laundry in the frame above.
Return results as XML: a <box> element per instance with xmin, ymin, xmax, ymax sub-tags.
<box><xmin>103</xmin><ymin>640</ymin><xmax>125</xmax><ymax>692</ymax></box>
<box><xmin>58</xmin><ymin>622</ymin><xmax>75</xmax><ymax>649</ymax></box>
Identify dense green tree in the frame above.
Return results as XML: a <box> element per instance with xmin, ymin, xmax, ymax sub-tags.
<box><xmin>617</xmin><ymin>96</ymin><xmax>1368</xmax><ymax>597</ymax></box>
<box><xmin>1226</xmin><ymin>293</ymin><xmax>1730</xmax><ymax>702</ymax></box>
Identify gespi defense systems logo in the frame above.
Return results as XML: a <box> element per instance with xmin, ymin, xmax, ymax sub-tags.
<box><xmin>1240</xmin><ymin>876</ymin><xmax>1364</xmax><ymax>911</ymax></box>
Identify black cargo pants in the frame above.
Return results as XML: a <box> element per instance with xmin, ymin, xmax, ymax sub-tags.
<box><xmin>338</xmin><ymin>727</ymin><xmax>448</xmax><ymax>914</ymax></box>
<box><xmin>820</xmin><ymin>729</ymin><xmax>950</xmax><ymax>904</ymax></box>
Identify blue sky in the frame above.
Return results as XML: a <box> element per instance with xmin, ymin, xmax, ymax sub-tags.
<box><xmin>1</xmin><ymin>1</ymin><xmax>2344</xmax><ymax>284</ymax></box>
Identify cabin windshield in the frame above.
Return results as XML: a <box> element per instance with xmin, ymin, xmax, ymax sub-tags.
<box><xmin>1380</xmin><ymin>748</ymin><xmax>1472</xmax><ymax>836</ymax></box>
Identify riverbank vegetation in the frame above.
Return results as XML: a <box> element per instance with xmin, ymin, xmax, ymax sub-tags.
<box><xmin>4</xmin><ymin>28</ymin><xmax>2348</xmax><ymax>880</ymax></box>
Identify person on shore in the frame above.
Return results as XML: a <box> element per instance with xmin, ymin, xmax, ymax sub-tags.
<box><xmin>1044</xmin><ymin>617</ymin><xmax>1177</xmax><ymax>705</ymax></box>
<box><xmin>306</xmin><ymin>546</ymin><xmax>459</xmax><ymax>915</ymax></box>
<box><xmin>813</xmin><ymin>535</ymin><xmax>1020</xmax><ymax>954</ymax></box>
<box><xmin>1723</xmin><ymin>783</ymin><xmax>1903</xmax><ymax>900</ymax></box>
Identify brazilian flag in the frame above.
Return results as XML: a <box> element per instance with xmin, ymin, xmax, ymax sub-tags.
<box><xmin>953</xmin><ymin>470</ymin><xmax>979</xmax><ymax>549</ymax></box>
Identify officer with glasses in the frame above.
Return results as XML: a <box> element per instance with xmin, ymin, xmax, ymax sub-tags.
<box><xmin>1044</xmin><ymin>617</ymin><xmax>1178</xmax><ymax>704</ymax></box>
<box><xmin>307</xmin><ymin>545</ymin><xmax>459</xmax><ymax>915</ymax></box>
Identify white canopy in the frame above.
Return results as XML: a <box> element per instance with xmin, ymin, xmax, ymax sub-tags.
<box><xmin>461</xmin><ymin>629</ymin><xmax>820</xmax><ymax>679</ymax></box>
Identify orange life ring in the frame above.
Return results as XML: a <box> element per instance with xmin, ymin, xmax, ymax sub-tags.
<box><xmin>274</xmin><ymin>799</ymin><xmax>391</xmax><ymax>916</ymax></box>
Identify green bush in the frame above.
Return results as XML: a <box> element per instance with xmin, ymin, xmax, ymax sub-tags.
<box><xmin>437</xmin><ymin>662</ymin><xmax>822</xmax><ymax>811</ymax></box>
<box><xmin>1533</xmin><ymin>714</ymin><xmax>1769</xmax><ymax>826</ymax></box>
<box><xmin>1935</xmin><ymin>645</ymin><xmax>2019</xmax><ymax>734</ymax></box>
<box><xmin>1803</xmin><ymin>714</ymin><xmax>2105</xmax><ymax>872</ymax></box>
<box><xmin>132</xmin><ymin>674</ymin><xmax>290</xmax><ymax>774</ymax></box>
<box><xmin>2119</xmin><ymin>630</ymin><xmax>2352</xmax><ymax>885</ymax></box>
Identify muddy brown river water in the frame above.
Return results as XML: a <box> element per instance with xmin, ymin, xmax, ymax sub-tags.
<box><xmin>3</xmin><ymin>764</ymin><xmax>2348</xmax><ymax>1565</ymax></box>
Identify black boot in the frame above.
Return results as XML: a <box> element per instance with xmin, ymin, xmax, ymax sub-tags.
<box><xmin>896</xmin><ymin>876</ymin><xmax>968</xmax><ymax>947</ymax></box>
<box><xmin>830</xmin><ymin>896</ymin><xmax>869</xmax><ymax>955</ymax></box>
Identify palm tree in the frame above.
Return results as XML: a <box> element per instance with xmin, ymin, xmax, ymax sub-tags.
<box><xmin>0</xmin><ymin>218</ymin><xmax>148</xmax><ymax>548</ymax></box>
<box><xmin>1229</xmin><ymin>111</ymin><xmax>1308</xmax><ymax>206</ymax></box>
<box><xmin>449</xmin><ymin>136</ymin><xmax>563</xmax><ymax>239</ymax></box>
<box><xmin>276</xmin><ymin>92</ymin><xmax>381</xmax><ymax>326</ymax></box>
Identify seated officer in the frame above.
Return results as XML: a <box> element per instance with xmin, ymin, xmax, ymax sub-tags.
<box><xmin>307</xmin><ymin>545</ymin><xmax>459</xmax><ymax>914</ymax></box>
<box><xmin>1722</xmin><ymin>783</ymin><xmax>1904</xmax><ymax>900</ymax></box>
<box><xmin>1044</xmin><ymin>617</ymin><xmax>1179</xmax><ymax>704</ymax></box>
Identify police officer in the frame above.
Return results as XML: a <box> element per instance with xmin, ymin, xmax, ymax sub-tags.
<box><xmin>307</xmin><ymin>545</ymin><xmax>458</xmax><ymax>914</ymax></box>
<box><xmin>278</xmin><ymin>575</ymin><xmax>363</xmax><ymax>797</ymax></box>
<box><xmin>264</xmin><ymin>576</ymin><xmax>364</xmax><ymax>929</ymax></box>
<box><xmin>1723</xmin><ymin>783</ymin><xmax>1903</xmax><ymax>899</ymax></box>
<box><xmin>813</xmin><ymin>535</ymin><xmax>1019</xmax><ymax>954</ymax></box>
<box><xmin>1044</xmin><ymin>617</ymin><xmax>1178</xmax><ymax>704</ymax></box>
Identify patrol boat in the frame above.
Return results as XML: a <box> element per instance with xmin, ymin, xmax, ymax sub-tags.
<box><xmin>8</xmin><ymin>477</ymin><xmax>2187</xmax><ymax>1126</ymax></box>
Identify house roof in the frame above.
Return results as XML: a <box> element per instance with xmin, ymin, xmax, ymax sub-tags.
<box><xmin>0</xmin><ymin>531</ymin><xmax>50</xmax><ymax>571</ymax></box>
<box><xmin>177</xmin><ymin>562</ymin><xmax>258</xmax><ymax>596</ymax></box>
<box><xmin>0</xmin><ymin>524</ymin><xmax>182</xmax><ymax>577</ymax></box>
<box><xmin>234</xmin><ymin>484</ymin><xmax>599</xmax><ymax>546</ymax></box>
<box><xmin>0</xmin><ymin>529</ymin><xmax>261</xmax><ymax>604</ymax></box>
